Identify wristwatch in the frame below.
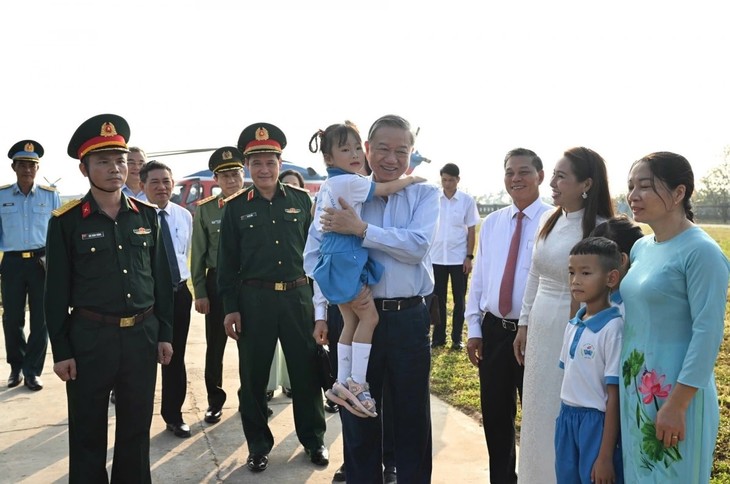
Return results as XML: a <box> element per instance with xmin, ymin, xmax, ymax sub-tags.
<box><xmin>466</xmin><ymin>254</ymin><xmax>474</xmax><ymax>260</ymax></box>
<box><xmin>361</xmin><ymin>224</ymin><xmax>368</xmax><ymax>239</ymax></box>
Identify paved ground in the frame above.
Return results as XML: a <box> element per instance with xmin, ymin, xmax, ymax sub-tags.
<box><xmin>0</xmin><ymin>311</ymin><xmax>492</xmax><ymax>483</ymax></box>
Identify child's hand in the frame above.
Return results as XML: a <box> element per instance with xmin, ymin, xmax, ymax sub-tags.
<box><xmin>409</xmin><ymin>175</ymin><xmax>427</xmax><ymax>184</ymax></box>
<box><xmin>591</xmin><ymin>456</ymin><xmax>615</xmax><ymax>484</ymax></box>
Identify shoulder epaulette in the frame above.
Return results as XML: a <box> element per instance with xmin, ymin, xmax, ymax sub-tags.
<box><xmin>0</xmin><ymin>183</ymin><xmax>12</xmax><ymax>190</ymax></box>
<box><xmin>38</xmin><ymin>185</ymin><xmax>57</xmax><ymax>192</ymax></box>
<box><xmin>52</xmin><ymin>199</ymin><xmax>82</xmax><ymax>217</ymax></box>
<box><xmin>196</xmin><ymin>194</ymin><xmax>218</xmax><ymax>206</ymax></box>
<box><xmin>224</xmin><ymin>187</ymin><xmax>248</xmax><ymax>203</ymax></box>
<box><xmin>285</xmin><ymin>184</ymin><xmax>309</xmax><ymax>194</ymax></box>
<box><xmin>129</xmin><ymin>196</ymin><xmax>158</xmax><ymax>209</ymax></box>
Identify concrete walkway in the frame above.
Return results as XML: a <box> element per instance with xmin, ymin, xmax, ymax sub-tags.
<box><xmin>0</xmin><ymin>311</ymin><xmax>491</xmax><ymax>482</ymax></box>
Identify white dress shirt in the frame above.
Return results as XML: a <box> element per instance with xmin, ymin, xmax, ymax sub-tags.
<box><xmin>157</xmin><ymin>201</ymin><xmax>193</xmax><ymax>282</ymax></box>
<box><xmin>430</xmin><ymin>189</ymin><xmax>480</xmax><ymax>265</ymax></box>
<box><xmin>465</xmin><ymin>198</ymin><xmax>552</xmax><ymax>338</ymax></box>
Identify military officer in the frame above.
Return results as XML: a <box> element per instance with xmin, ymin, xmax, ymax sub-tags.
<box><xmin>218</xmin><ymin>123</ymin><xmax>327</xmax><ymax>473</ymax></box>
<box><xmin>191</xmin><ymin>146</ymin><xmax>245</xmax><ymax>424</ymax></box>
<box><xmin>44</xmin><ymin>113</ymin><xmax>174</xmax><ymax>483</ymax></box>
<box><xmin>1</xmin><ymin>140</ymin><xmax>61</xmax><ymax>390</ymax></box>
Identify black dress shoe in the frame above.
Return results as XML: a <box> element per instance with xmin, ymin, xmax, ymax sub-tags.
<box><xmin>246</xmin><ymin>453</ymin><xmax>269</xmax><ymax>472</ymax></box>
<box><xmin>24</xmin><ymin>375</ymin><xmax>43</xmax><ymax>391</ymax></box>
<box><xmin>450</xmin><ymin>342</ymin><xmax>464</xmax><ymax>351</ymax></box>
<box><xmin>305</xmin><ymin>445</ymin><xmax>329</xmax><ymax>466</ymax></box>
<box><xmin>332</xmin><ymin>463</ymin><xmax>346</xmax><ymax>482</ymax></box>
<box><xmin>166</xmin><ymin>422</ymin><xmax>192</xmax><ymax>438</ymax></box>
<box><xmin>283</xmin><ymin>386</ymin><xmax>292</xmax><ymax>398</ymax></box>
<box><xmin>384</xmin><ymin>465</ymin><xmax>397</xmax><ymax>483</ymax></box>
<box><xmin>7</xmin><ymin>369</ymin><xmax>22</xmax><ymax>388</ymax></box>
<box><xmin>266</xmin><ymin>390</ymin><xmax>274</xmax><ymax>401</ymax></box>
<box><xmin>324</xmin><ymin>399</ymin><xmax>340</xmax><ymax>414</ymax></box>
<box><xmin>267</xmin><ymin>406</ymin><xmax>273</xmax><ymax>417</ymax></box>
<box><xmin>205</xmin><ymin>406</ymin><xmax>222</xmax><ymax>423</ymax></box>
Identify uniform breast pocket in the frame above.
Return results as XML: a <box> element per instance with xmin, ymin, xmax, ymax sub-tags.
<box><xmin>0</xmin><ymin>205</ymin><xmax>20</xmax><ymax>227</ymax></box>
<box><xmin>282</xmin><ymin>212</ymin><xmax>305</xmax><ymax>236</ymax></box>
<box><xmin>239</xmin><ymin>217</ymin><xmax>266</xmax><ymax>249</ymax></box>
<box><xmin>75</xmin><ymin>239</ymin><xmax>113</xmax><ymax>279</ymax></box>
<box><xmin>129</xmin><ymin>233</ymin><xmax>154</xmax><ymax>270</ymax></box>
<box><xmin>32</xmin><ymin>205</ymin><xmax>51</xmax><ymax>228</ymax></box>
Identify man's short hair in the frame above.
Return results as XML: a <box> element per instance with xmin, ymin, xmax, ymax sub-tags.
<box><xmin>139</xmin><ymin>160</ymin><xmax>172</xmax><ymax>183</ymax></box>
<box><xmin>367</xmin><ymin>114</ymin><xmax>415</xmax><ymax>147</ymax></box>
<box><xmin>504</xmin><ymin>148</ymin><xmax>543</xmax><ymax>171</ymax></box>
<box><xmin>569</xmin><ymin>236</ymin><xmax>621</xmax><ymax>272</ymax></box>
<box><xmin>440</xmin><ymin>163</ymin><xmax>460</xmax><ymax>177</ymax></box>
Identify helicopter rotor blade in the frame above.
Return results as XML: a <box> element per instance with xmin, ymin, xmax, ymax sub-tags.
<box><xmin>147</xmin><ymin>148</ymin><xmax>218</xmax><ymax>157</ymax></box>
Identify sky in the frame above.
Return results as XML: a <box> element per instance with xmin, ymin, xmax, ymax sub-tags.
<box><xmin>1</xmin><ymin>1</ymin><xmax>729</xmax><ymax>200</ymax></box>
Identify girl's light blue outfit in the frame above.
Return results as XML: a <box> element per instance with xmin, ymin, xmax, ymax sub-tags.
<box><xmin>620</xmin><ymin>227</ymin><xmax>730</xmax><ymax>483</ymax></box>
<box><xmin>312</xmin><ymin>168</ymin><xmax>384</xmax><ymax>304</ymax></box>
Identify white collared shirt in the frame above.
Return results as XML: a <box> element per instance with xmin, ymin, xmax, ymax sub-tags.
<box><xmin>157</xmin><ymin>201</ymin><xmax>193</xmax><ymax>282</ymax></box>
<box><xmin>431</xmin><ymin>189</ymin><xmax>480</xmax><ymax>265</ymax></box>
<box><xmin>465</xmin><ymin>198</ymin><xmax>552</xmax><ymax>338</ymax></box>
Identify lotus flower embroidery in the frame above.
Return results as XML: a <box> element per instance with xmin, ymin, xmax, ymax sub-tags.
<box><xmin>639</xmin><ymin>370</ymin><xmax>671</xmax><ymax>405</ymax></box>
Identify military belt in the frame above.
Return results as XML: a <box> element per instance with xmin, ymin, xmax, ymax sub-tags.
<box><xmin>74</xmin><ymin>307</ymin><xmax>154</xmax><ymax>327</ymax></box>
<box><xmin>242</xmin><ymin>276</ymin><xmax>309</xmax><ymax>292</ymax></box>
<box><xmin>4</xmin><ymin>248</ymin><xmax>45</xmax><ymax>259</ymax></box>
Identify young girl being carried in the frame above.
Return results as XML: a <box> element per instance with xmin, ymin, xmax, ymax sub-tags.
<box><xmin>308</xmin><ymin>121</ymin><xmax>425</xmax><ymax>418</ymax></box>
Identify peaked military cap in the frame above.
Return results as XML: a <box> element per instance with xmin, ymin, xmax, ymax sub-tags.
<box><xmin>67</xmin><ymin>113</ymin><xmax>130</xmax><ymax>160</ymax></box>
<box><xmin>209</xmin><ymin>146</ymin><xmax>244</xmax><ymax>173</ymax></box>
<box><xmin>237</xmin><ymin>122</ymin><xmax>286</xmax><ymax>156</ymax></box>
<box><xmin>8</xmin><ymin>140</ymin><xmax>44</xmax><ymax>162</ymax></box>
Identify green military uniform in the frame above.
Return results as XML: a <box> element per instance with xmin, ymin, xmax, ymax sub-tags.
<box><xmin>218</xmin><ymin>181</ymin><xmax>325</xmax><ymax>456</ymax></box>
<box><xmin>45</xmin><ymin>113</ymin><xmax>173</xmax><ymax>484</ymax></box>
<box><xmin>191</xmin><ymin>189</ymin><xmax>230</xmax><ymax>410</ymax></box>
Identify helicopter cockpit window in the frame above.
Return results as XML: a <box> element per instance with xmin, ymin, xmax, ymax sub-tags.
<box><xmin>186</xmin><ymin>182</ymin><xmax>201</xmax><ymax>205</ymax></box>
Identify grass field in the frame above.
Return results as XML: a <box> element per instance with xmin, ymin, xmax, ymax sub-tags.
<box><xmin>429</xmin><ymin>224</ymin><xmax>730</xmax><ymax>482</ymax></box>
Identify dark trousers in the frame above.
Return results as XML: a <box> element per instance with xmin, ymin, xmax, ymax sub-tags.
<box><xmin>431</xmin><ymin>264</ymin><xmax>467</xmax><ymax>345</ymax></box>
<box><xmin>341</xmin><ymin>302</ymin><xmax>432</xmax><ymax>484</ymax></box>
<box><xmin>161</xmin><ymin>283</ymin><xmax>192</xmax><ymax>424</ymax></box>
<box><xmin>66</xmin><ymin>312</ymin><xmax>159</xmax><ymax>484</ymax></box>
<box><xmin>204</xmin><ymin>269</ymin><xmax>227</xmax><ymax>409</ymax></box>
<box><xmin>326</xmin><ymin>305</ymin><xmax>396</xmax><ymax>469</ymax></box>
<box><xmin>0</xmin><ymin>254</ymin><xmax>47</xmax><ymax>377</ymax></box>
<box><xmin>479</xmin><ymin>313</ymin><xmax>523</xmax><ymax>484</ymax></box>
<box><xmin>237</xmin><ymin>284</ymin><xmax>325</xmax><ymax>455</ymax></box>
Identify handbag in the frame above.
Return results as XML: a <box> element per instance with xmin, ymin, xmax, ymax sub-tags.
<box><xmin>316</xmin><ymin>344</ymin><xmax>335</xmax><ymax>393</ymax></box>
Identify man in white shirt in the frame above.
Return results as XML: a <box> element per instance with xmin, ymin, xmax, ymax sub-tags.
<box><xmin>431</xmin><ymin>163</ymin><xmax>480</xmax><ymax>350</ymax></box>
<box><xmin>122</xmin><ymin>146</ymin><xmax>148</xmax><ymax>201</ymax></box>
<box><xmin>141</xmin><ymin>160</ymin><xmax>194</xmax><ymax>438</ymax></box>
<box><xmin>465</xmin><ymin>149</ymin><xmax>551</xmax><ymax>484</ymax></box>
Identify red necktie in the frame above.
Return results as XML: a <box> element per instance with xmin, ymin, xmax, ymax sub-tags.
<box><xmin>498</xmin><ymin>211</ymin><xmax>524</xmax><ymax>316</ymax></box>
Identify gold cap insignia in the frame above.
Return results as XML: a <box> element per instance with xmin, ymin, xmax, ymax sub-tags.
<box><xmin>24</xmin><ymin>142</ymin><xmax>35</xmax><ymax>152</ymax></box>
<box><xmin>101</xmin><ymin>122</ymin><xmax>118</xmax><ymax>137</ymax></box>
<box><xmin>222</xmin><ymin>150</ymin><xmax>233</xmax><ymax>160</ymax></box>
<box><xmin>255</xmin><ymin>127</ymin><xmax>269</xmax><ymax>141</ymax></box>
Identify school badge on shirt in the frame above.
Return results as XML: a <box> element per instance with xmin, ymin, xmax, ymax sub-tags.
<box><xmin>580</xmin><ymin>343</ymin><xmax>595</xmax><ymax>359</ymax></box>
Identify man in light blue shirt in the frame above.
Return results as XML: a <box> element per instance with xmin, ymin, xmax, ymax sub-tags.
<box><xmin>122</xmin><ymin>146</ymin><xmax>147</xmax><ymax>201</ymax></box>
<box><xmin>307</xmin><ymin>115</ymin><xmax>439</xmax><ymax>483</ymax></box>
<box><xmin>0</xmin><ymin>140</ymin><xmax>61</xmax><ymax>390</ymax></box>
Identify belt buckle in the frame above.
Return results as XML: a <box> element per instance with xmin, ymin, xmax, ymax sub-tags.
<box><xmin>274</xmin><ymin>282</ymin><xmax>286</xmax><ymax>291</ymax></box>
<box><xmin>501</xmin><ymin>319</ymin><xmax>517</xmax><ymax>332</ymax></box>
<box><xmin>21</xmin><ymin>252</ymin><xmax>32</xmax><ymax>259</ymax></box>
<box><xmin>120</xmin><ymin>316</ymin><xmax>135</xmax><ymax>327</ymax></box>
<box><xmin>381</xmin><ymin>299</ymin><xmax>400</xmax><ymax>311</ymax></box>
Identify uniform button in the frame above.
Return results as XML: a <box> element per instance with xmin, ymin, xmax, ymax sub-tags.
<box><xmin>127</xmin><ymin>294</ymin><xmax>131</xmax><ymax>298</ymax></box>
<box><xmin>143</xmin><ymin>242</ymin><xmax>147</xmax><ymax>246</ymax></box>
<box><xmin>91</xmin><ymin>247</ymin><xmax>96</xmax><ymax>253</ymax></box>
<box><xmin>275</xmin><ymin>240</ymin><xmax>279</xmax><ymax>244</ymax></box>
<box><xmin>118</xmin><ymin>245</ymin><xmax>123</xmax><ymax>250</ymax></box>
<box><xmin>278</xmin><ymin>261</ymin><xmax>282</xmax><ymax>265</ymax></box>
<box><xmin>249</xmin><ymin>224</ymin><xmax>253</xmax><ymax>228</ymax></box>
<box><xmin>217</xmin><ymin>229</ymin><xmax>220</xmax><ymax>233</ymax></box>
<box><xmin>294</xmin><ymin>218</ymin><xmax>297</xmax><ymax>222</ymax></box>
<box><xmin>123</xmin><ymin>269</ymin><xmax>128</xmax><ymax>274</ymax></box>
<box><xmin>272</xmin><ymin>220</ymin><xmax>276</xmax><ymax>224</ymax></box>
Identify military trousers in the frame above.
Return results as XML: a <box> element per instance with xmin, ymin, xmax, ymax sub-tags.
<box><xmin>66</xmin><ymin>311</ymin><xmax>160</xmax><ymax>484</ymax></box>
<box><xmin>203</xmin><ymin>269</ymin><xmax>228</xmax><ymax>409</ymax></box>
<box><xmin>0</xmin><ymin>253</ymin><xmax>47</xmax><ymax>377</ymax></box>
<box><xmin>236</xmin><ymin>283</ymin><xmax>325</xmax><ymax>455</ymax></box>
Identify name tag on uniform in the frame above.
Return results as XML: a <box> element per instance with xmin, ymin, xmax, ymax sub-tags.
<box><xmin>285</xmin><ymin>208</ymin><xmax>301</xmax><ymax>214</ymax></box>
<box><xmin>241</xmin><ymin>212</ymin><xmax>257</xmax><ymax>220</ymax></box>
<box><xmin>2</xmin><ymin>202</ymin><xmax>14</xmax><ymax>207</ymax></box>
<box><xmin>81</xmin><ymin>232</ymin><xmax>105</xmax><ymax>240</ymax></box>
<box><xmin>133</xmin><ymin>227</ymin><xmax>152</xmax><ymax>235</ymax></box>
<box><xmin>212</xmin><ymin>219</ymin><xmax>221</xmax><ymax>225</ymax></box>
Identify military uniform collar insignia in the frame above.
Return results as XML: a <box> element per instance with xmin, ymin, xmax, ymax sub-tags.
<box><xmin>81</xmin><ymin>201</ymin><xmax>92</xmax><ymax>218</ymax></box>
<box><xmin>218</xmin><ymin>198</ymin><xmax>225</xmax><ymax>209</ymax></box>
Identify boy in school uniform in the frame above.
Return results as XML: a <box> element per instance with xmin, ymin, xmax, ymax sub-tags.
<box><xmin>556</xmin><ymin>236</ymin><xmax>624</xmax><ymax>484</ymax></box>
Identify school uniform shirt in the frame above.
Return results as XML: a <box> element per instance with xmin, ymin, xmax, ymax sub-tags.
<box><xmin>465</xmin><ymin>198</ymin><xmax>552</xmax><ymax>337</ymax></box>
<box><xmin>558</xmin><ymin>305</ymin><xmax>623</xmax><ymax>412</ymax></box>
<box><xmin>430</xmin><ymin>189</ymin><xmax>480</xmax><ymax>265</ymax></box>
<box><xmin>0</xmin><ymin>182</ymin><xmax>61</xmax><ymax>251</ymax></box>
